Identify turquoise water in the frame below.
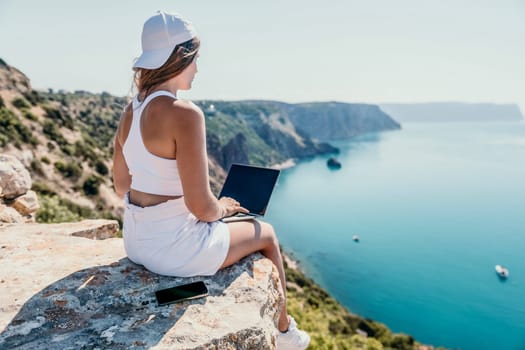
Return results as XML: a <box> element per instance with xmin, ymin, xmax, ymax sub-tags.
<box><xmin>265</xmin><ymin>122</ymin><xmax>525</xmax><ymax>350</ymax></box>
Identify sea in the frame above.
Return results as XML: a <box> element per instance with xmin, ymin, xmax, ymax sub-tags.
<box><xmin>265</xmin><ymin>121</ymin><xmax>525</xmax><ymax>350</ymax></box>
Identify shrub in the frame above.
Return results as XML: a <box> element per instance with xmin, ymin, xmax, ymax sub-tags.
<box><xmin>43</xmin><ymin>105</ymin><xmax>74</xmax><ymax>130</ymax></box>
<box><xmin>12</xmin><ymin>97</ymin><xmax>31</xmax><ymax>110</ymax></box>
<box><xmin>23</xmin><ymin>110</ymin><xmax>37</xmax><ymax>121</ymax></box>
<box><xmin>41</xmin><ymin>156</ymin><xmax>50</xmax><ymax>164</ymax></box>
<box><xmin>31</xmin><ymin>181</ymin><xmax>56</xmax><ymax>196</ymax></box>
<box><xmin>22</xmin><ymin>90</ymin><xmax>42</xmax><ymax>106</ymax></box>
<box><xmin>30</xmin><ymin>159</ymin><xmax>45</xmax><ymax>177</ymax></box>
<box><xmin>54</xmin><ymin>161</ymin><xmax>83</xmax><ymax>179</ymax></box>
<box><xmin>42</xmin><ymin>121</ymin><xmax>65</xmax><ymax>143</ymax></box>
<box><xmin>0</xmin><ymin>95</ymin><xmax>4</xmax><ymax>108</ymax></box>
<box><xmin>74</xmin><ymin>140</ymin><xmax>98</xmax><ymax>162</ymax></box>
<box><xmin>95</xmin><ymin>160</ymin><xmax>109</xmax><ymax>175</ymax></box>
<box><xmin>83</xmin><ymin>175</ymin><xmax>102</xmax><ymax>196</ymax></box>
<box><xmin>0</xmin><ymin>107</ymin><xmax>38</xmax><ymax>147</ymax></box>
<box><xmin>36</xmin><ymin>195</ymin><xmax>82</xmax><ymax>223</ymax></box>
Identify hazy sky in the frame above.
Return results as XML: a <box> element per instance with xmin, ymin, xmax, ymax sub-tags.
<box><xmin>1</xmin><ymin>0</ymin><xmax>524</xmax><ymax>111</ymax></box>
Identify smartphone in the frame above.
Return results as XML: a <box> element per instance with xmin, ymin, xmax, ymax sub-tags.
<box><xmin>155</xmin><ymin>281</ymin><xmax>208</xmax><ymax>306</ymax></box>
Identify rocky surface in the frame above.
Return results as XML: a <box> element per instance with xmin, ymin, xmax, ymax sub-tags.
<box><xmin>0</xmin><ymin>154</ymin><xmax>38</xmax><ymax>223</ymax></box>
<box><xmin>0</xmin><ymin>154</ymin><xmax>32</xmax><ymax>199</ymax></box>
<box><xmin>0</xmin><ymin>220</ymin><xmax>283</xmax><ymax>349</ymax></box>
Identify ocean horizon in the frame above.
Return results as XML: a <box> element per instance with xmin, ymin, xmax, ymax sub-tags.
<box><xmin>266</xmin><ymin>121</ymin><xmax>525</xmax><ymax>350</ymax></box>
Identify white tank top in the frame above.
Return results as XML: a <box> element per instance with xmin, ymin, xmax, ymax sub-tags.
<box><xmin>122</xmin><ymin>90</ymin><xmax>183</xmax><ymax>196</ymax></box>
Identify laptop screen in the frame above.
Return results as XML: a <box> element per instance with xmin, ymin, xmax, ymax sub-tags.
<box><xmin>218</xmin><ymin>164</ymin><xmax>280</xmax><ymax>216</ymax></box>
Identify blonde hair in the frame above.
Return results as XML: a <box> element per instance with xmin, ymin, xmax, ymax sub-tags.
<box><xmin>133</xmin><ymin>37</ymin><xmax>200</xmax><ymax>99</ymax></box>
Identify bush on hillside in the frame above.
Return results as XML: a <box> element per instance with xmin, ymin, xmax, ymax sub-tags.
<box><xmin>23</xmin><ymin>109</ymin><xmax>37</xmax><ymax>121</ymax></box>
<box><xmin>22</xmin><ymin>90</ymin><xmax>43</xmax><ymax>106</ymax></box>
<box><xmin>83</xmin><ymin>175</ymin><xmax>102</xmax><ymax>196</ymax></box>
<box><xmin>0</xmin><ymin>95</ymin><xmax>4</xmax><ymax>108</ymax></box>
<box><xmin>43</xmin><ymin>105</ymin><xmax>74</xmax><ymax>129</ymax></box>
<box><xmin>12</xmin><ymin>97</ymin><xmax>31</xmax><ymax>110</ymax></box>
<box><xmin>0</xmin><ymin>107</ymin><xmax>38</xmax><ymax>147</ymax></box>
<box><xmin>74</xmin><ymin>140</ymin><xmax>98</xmax><ymax>162</ymax></box>
<box><xmin>42</xmin><ymin>121</ymin><xmax>67</xmax><ymax>145</ymax></box>
<box><xmin>35</xmin><ymin>194</ymin><xmax>98</xmax><ymax>223</ymax></box>
<box><xmin>54</xmin><ymin>161</ymin><xmax>82</xmax><ymax>180</ymax></box>
<box><xmin>31</xmin><ymin>181</ymin><xmax>56</xmax><ymax>196</ymax></box>
<box><xmin>95</xmin><ymin>160</ymin><xmax>109</xmax><ymax>175</ymax></box>
<box><xmin>30</xmin><ymin>159</ymin><xmax>45</xmax><ymax>177</ymax></box>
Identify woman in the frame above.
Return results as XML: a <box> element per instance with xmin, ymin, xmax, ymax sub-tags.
<box><xmin>112</xmin><ymin>11</ymin><xmax>310</xmax><ymax>349</ymax></box>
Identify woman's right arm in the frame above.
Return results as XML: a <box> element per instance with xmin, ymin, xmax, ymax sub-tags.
<box><xmin>172</xmin><ymin>102</ymin><xmax>246</xmax><ymax>221</ymax></box>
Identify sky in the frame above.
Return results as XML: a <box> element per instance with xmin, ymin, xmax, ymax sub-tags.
<box><xmin>1</xmin><ymin>0</ymin><xmax>524</xmax><ymax>112</ymax></box>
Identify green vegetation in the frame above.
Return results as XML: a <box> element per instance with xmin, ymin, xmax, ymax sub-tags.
<box><xmin>42</xmin><ymin>121</ymin><xmax>67</xmax><ymax>144</ymax></box>
<box><xmin>36</xmin><ymin>195</ymin><xmax>84</xmax><ymax>223</ymax></box>
<box><xmin>30</xmin><ymin>159</ymin><xmax>45</xmax><ymax>177</ymax></box>
<box><xmin>0</xmin><ymin>107</ymin><xmax>38</xmax><ymax>148</ymax></box>
<box><xmin>95</xmin><ymin>160</ymin><xmax>109</xmax><ymax>175</ymax></box>
<box><xmin>22</xmin><ymin>90</ymin><xmax>43</xmax><ymax>106</ymax></box>
<box><xmin>43</xmin><ymin>105</ymin><xmax>74</xmax><ymax>129</ymax></box>
<box><xmin>22</xmin><ymin>109</ymin><xmax>37</xmax><ymax>121</ymax></box>
<box><xmin>0</xmin><ymin>94</ymin><xmax>5</xmax><ymax>108</ymax></box>
<box><xmin>54</xmin><ymin>161</ymin><xmax>82</xmax><ymax>180</ymax></box>
<box><xmin>12</xmin><ymin>97</ymin><xmax>31</xmax><ymax>110</ymax></box>
<box><xmin>83</xmin><ymin>175</ymin><xmax>102</xmax><ymax>196</ymax></box>
<box><xmin>33</xmin><ymin>182</ymin><xmax>118</xmax><ymax>226</ymax></box>
<box><xmin>205</xmin><ymin>112</ymin><xmax>285</xmax><ymax>167</ymax></box>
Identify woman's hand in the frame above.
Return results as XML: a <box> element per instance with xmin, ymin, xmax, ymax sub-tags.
<box><xmin>218</xmin><ymin>196</ymin><xmax>249</xmax><ymax>218</ymax></box>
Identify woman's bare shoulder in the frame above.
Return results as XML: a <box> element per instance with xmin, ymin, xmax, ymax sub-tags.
<box><xmin>149</xmin><ymin>97</ymin><xmax>203</xmax><ymax>120</ymax></box>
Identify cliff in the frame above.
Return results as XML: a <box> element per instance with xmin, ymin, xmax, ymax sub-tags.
<box><xmin>286</xmin><ymin>102</ymin><xmax>401</xmax><ymax>141</ymax></box>
<box><xmin>380</xmin><ymin>102</ymin><xmax>524</xmax><ymax>122</ymax></box>
<box><xmin>0</xmin><ymin>220</ymin><xmax>283</xmax><ymax>349</ymax></box>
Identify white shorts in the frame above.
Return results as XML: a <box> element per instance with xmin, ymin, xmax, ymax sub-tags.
<box><xmin>123</xmin><ymin>194</ymin><xmax>230</xmax><ymax>277</ymax></box>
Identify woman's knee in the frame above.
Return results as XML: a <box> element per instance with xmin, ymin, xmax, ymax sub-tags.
<box><xmin>260</xmin><ymin>221</ymin><xmax>279</xmax><ymax>246</ymax></box>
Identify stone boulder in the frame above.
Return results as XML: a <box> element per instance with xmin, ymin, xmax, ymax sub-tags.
<box><xmin>0</xmin><ymin>154</ymin><xmax>32</xmax><ymax>199</ymax></box>
<box><xmin>0</xmin><ymin>204</ymin><xmax>24</xmax><ymax>223</ymax></box>
<box><xmin>11</xmin><ymin>190</ymin><xmax>39</xmax><ymax>216</ymax></box>
<box><xmin>0</xmin><ymin>220</ymin><xmax>283</xmax><ymax>349</ymax></box>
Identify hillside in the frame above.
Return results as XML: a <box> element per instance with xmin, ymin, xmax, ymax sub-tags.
<box><xmin>380</xmin><ymin>102</ymin><xmax>524</xmax><ymax>123</ymax></box>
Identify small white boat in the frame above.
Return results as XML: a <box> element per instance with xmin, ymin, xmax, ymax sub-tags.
<box><xmin>495</xmin><ymin>264</ymin><xmax>509</xmax><ymax>279</ymax></box>
<box><xmin>352</xmin><ymin>235</ymin><xmax>360</xmax><ymax>242</ymax></box>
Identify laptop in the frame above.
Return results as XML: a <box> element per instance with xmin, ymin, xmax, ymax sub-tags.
<box><xmin>219</xmin><ymin>164</ymin><xmax>280</xmax><ymax>222</ymax></box>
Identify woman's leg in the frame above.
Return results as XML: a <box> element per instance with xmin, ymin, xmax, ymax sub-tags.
<box><xmin>220</xmin><ymin>220</ymin><xmax>290</xmax><ymax>332</ymax></box>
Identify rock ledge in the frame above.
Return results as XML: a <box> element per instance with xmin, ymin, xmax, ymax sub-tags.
<box><xmin>0</xmin><ymin>220</ymin><xmax>283</xmax><ymax>349</ymax></box>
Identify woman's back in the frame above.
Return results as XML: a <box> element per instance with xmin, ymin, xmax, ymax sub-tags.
<box><xmin>122</xmin><ymin>91</ymin><xmax>181</xmax><ymax>197</ymax></box>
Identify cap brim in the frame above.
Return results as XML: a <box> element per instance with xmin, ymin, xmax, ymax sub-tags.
<box><xmin>133</xmin><ymin>47</ymin><xmax>174</xmax><ymax>69</ymax></box>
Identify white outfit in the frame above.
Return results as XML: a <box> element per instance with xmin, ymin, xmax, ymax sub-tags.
<box><xmin>122</xmin><ymin>91</ymin><xmax>230</xmax><ymax>277</ymax></box>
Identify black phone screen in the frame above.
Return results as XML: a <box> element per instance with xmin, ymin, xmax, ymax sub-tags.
<box><xmin>155</xmin><ymin>281</ymin><xmax>208</xmax><ymax>306</ymax></box>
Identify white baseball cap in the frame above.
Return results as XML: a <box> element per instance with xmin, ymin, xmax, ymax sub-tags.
<box><xmin>133</xmin><ymin>11</ymin><xmax>197</xmax><ymax>70</ymax></box>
